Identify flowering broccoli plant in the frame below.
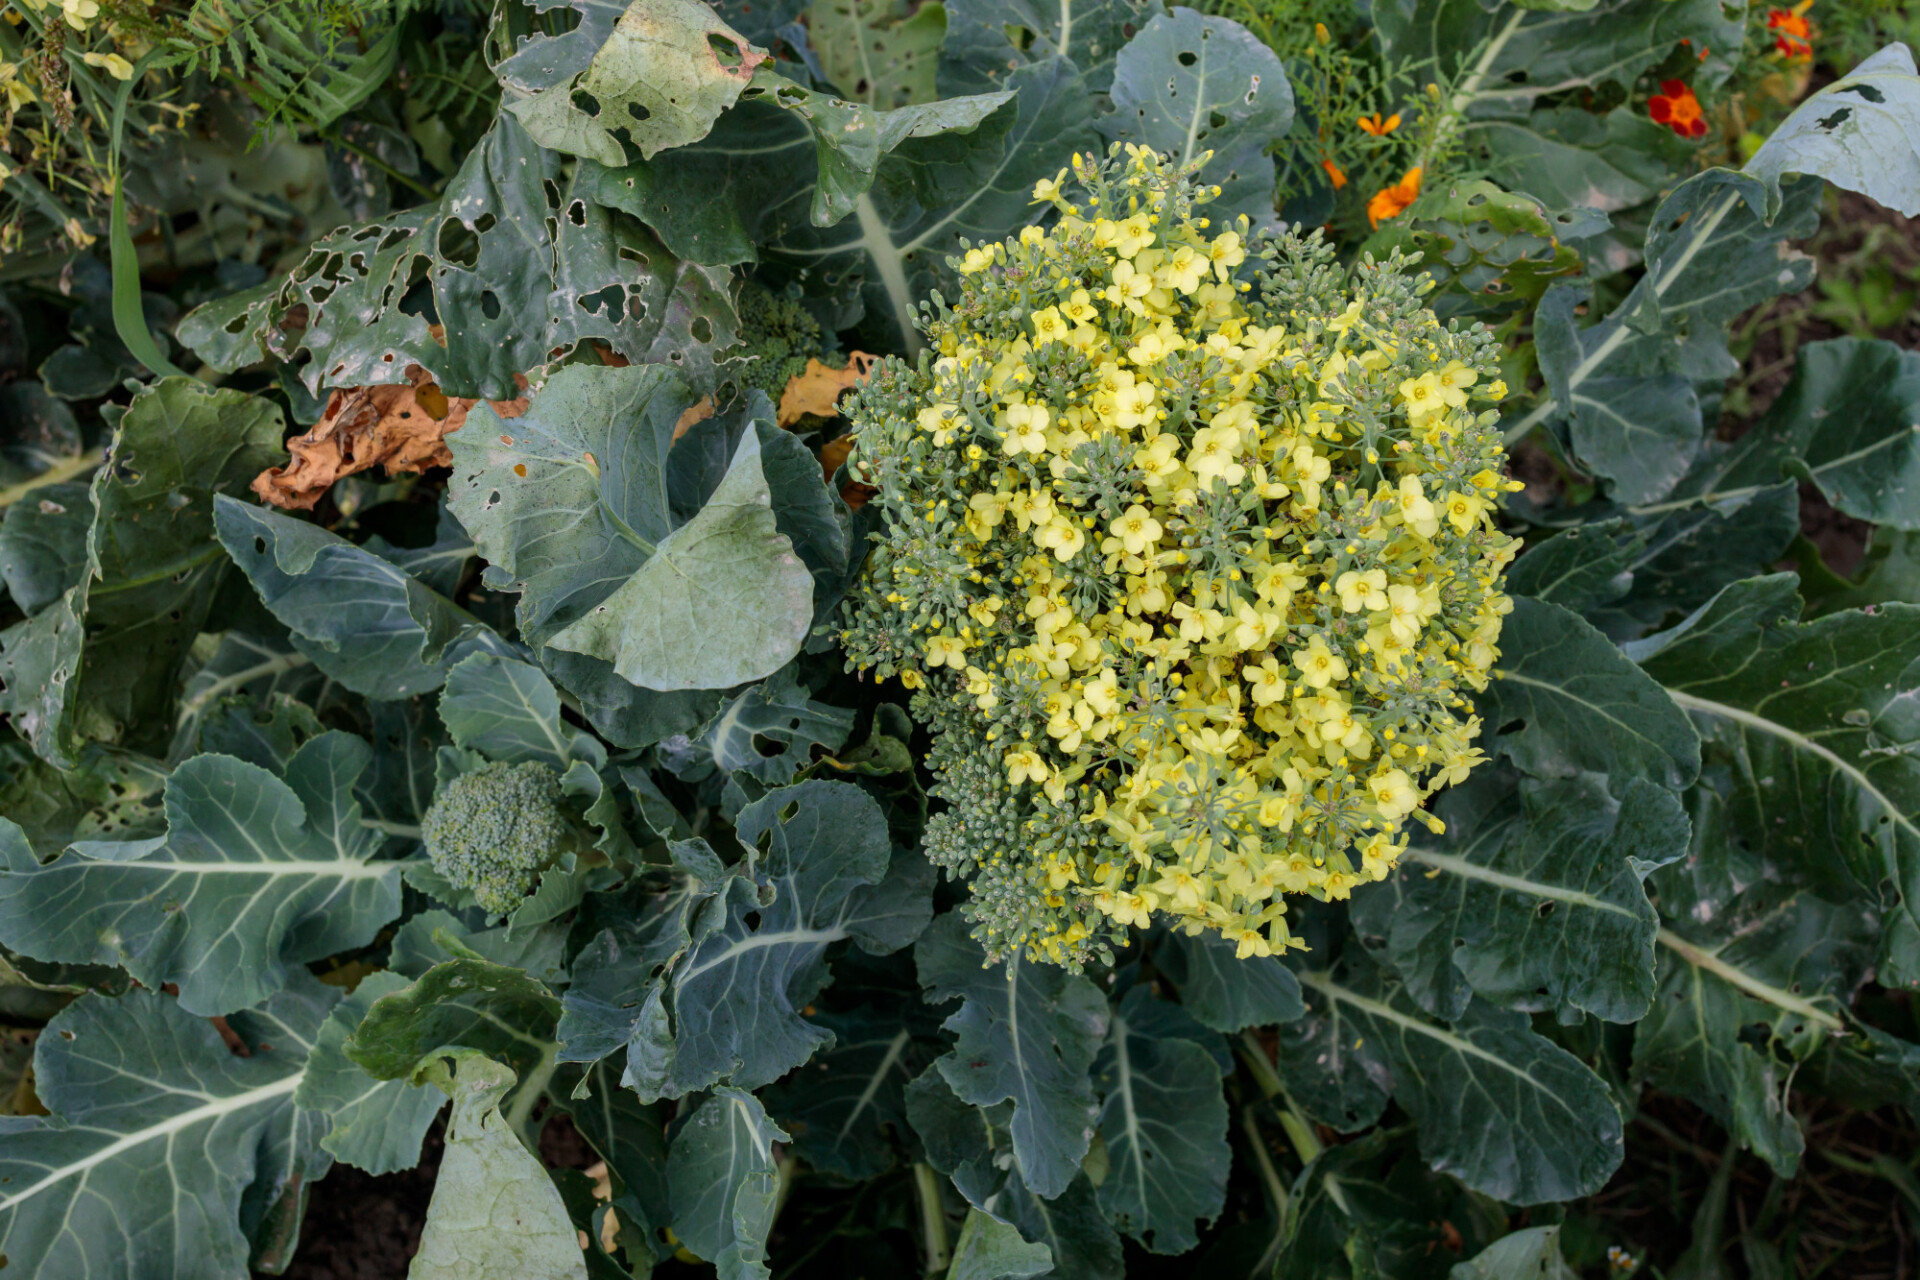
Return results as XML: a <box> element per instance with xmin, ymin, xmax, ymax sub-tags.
<box><xmin>1</xmin><ymin>0</ymin><xmax>1919</xmax><ymax>1276</ymax></box>
<box><xmin>845</xmin><ymin>150</ymin><xmax>1519</xmax><ymax>965</ymax></box>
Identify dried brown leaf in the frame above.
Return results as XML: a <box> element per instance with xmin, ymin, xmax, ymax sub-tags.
<box><xmin>776</xmin><ymin>353</ymin><xmax>878</xmax><ymax>427</ymax></box>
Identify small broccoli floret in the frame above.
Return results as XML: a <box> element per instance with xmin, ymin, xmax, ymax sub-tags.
<box><xmin>421</xmin><ymin>760</ymin><xmax>571</xmax><ymax>916</ymax></box>
<box><xmin>729</xmin><ymin>280</ymin><xmax>827</xmax><ymax>400</ymax></box>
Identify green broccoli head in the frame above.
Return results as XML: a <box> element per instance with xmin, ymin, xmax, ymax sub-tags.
<box><xmin>729</xmin><ymin>280</ymin><xmax>826</xmax><ymax>400</ymax></box>
<box><xmin>421</xmin><ymin>760</ymin><xmax>572</xmax><ymax>916</ymax></box>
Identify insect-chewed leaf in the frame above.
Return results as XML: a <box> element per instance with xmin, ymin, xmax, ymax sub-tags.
<box><xmin>1746</xmin><ymin>43</ymin><xmax>1920</xmax><ymax>218</ymax></box>
<box><xmin>296</xmin><ymin>969</ymin><xmax>446</xmax><ymax>1175</ymax></box>
<box><xmin>1632</xmin><ymin>574</ymin><xmax>1920</xmax><ymax>982</ymax></box>
<box><xmin>178</xmin><ymin>114</ymin><xmax>736</xmax><ymax>401</ymax></box>
<box><xmin>0</xmin><ymin>981</ymin><xmax>334</xmax><ymax>1278</ymax></box>
<box><xmin>809</xmin><ymin>0</ymin><xmax>945</xmax><ymax>110</ymax></box>
<box><xmin>498</xmin><ymin>0</ymin><xmax>767</xmax><ymax>166</ymax></box>
<box><xmin>1361</xmin><ymin>771</ymin><xmax>1689</xmax><ymax>1023</ymax></box>
<box><xmin>1092</xmin><ymin>987</ymin><xmax>1229</xmax><ymax>1253</ymax></box>
<box><xmin>1155</xmin><ymin>928</ymin><xmax>1304</xmax><ymax>1031</ymax></box>
<box><xmin>635</xmin><ymin>780</ymin><xmax>929</xmax><ymax>1096</ymax></box>
<box><xmin>696</xmin><ymin>665</ymin><xmax>856</xmax><ymax>784</ymax></box>
<box><xmin>0</xmin><ymin>479</ymin><xmax>89</xmax><ymax>614</ymax></box>
<box><xmin>409</xmin><ymin>1049</ymin><xmax>588</xmax><ymax>1279</ymax></box>
<box><xmin>916</xmin><ymin>910</ymin><xmax>1107</xmax><ymax>1199</ymax></box>
<box><xmin>1288</xmin><ymin>948</ymin><xmax>1624</xmax><ymax>1204</ymax></box>
<box><xmin>0</xmin><ymin>735</ymin><xmax>405</xmax><ymax>1017</ymax></box>
<box><xmin>1097</xmin><ymin>10</ymin><xmax>1292</xmax><ymax>224</ymax></box>
<box><xmin>667</xmin><ymin>1087</ymin><xmax>789</xmax><ymax>1280</ymax></box>
<box><xmin>1479</xmin><ymin>595</ymin><xmax>1700</xmax><ymax>789</ymax></box>
<box><xmin>450</xmin><ymin>362</ymin><xmax>814</xmax><ymax>693</ymax></box>
<box><xmin>216</xmin><ymin>497</ymin><xmax>508</xmax><ymax>700</ymax></box>
<box><xmin>0</xmin><ymin>379</ymin><xmax>286</xmax><ymax>769</ymax></box>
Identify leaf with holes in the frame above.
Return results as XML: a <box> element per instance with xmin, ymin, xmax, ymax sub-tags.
<box><xmin>1746</xmin><ymin>44</ymin><xmax>1920</xmax><ymax>219</ymax></box>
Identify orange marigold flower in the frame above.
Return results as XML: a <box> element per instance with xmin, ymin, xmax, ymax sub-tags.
<box><xmin>1768</xmin><ymin>1</ymin><xmax>1813</xmax><ymax>58</ymax></box>
<box><xmin>1357</xmin><ymin>112</ymin><xmax>1402</xmax><ymax>136</ymax></box>
<box><xmin>1648</xmin><ymin>79</ymin><xmax>1708</xmax><ymax>139</ymax></box>
<box><xmin>1321</xmin><ymin>158</ymin><xmax>1348</xmax><ymax>190</ymax></box>
<box><xmin>1366</xmin><ymin>167</ymin><xmax>1421</xmax><ymax>229</ymax></box>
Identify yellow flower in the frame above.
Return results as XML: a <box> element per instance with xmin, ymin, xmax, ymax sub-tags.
<box><xmin>1244</xmin><ymin>656</ymin><xmax>1287</xmax><ymax>706</ymax></box>
<box><xmin>82</xmin><ymin>49</ymin><xmax>133</xmax><ymax>80</ymax></box>
<box><xmin>926</xmin><ymin>633</ymin><xmax>969</xmax><ymax>669</ymax></box>
<box><xmin>1000</xmin><ymin>400</ymin><xmax>1049</xmax><ymax>455</ymax></box>
<box><xmin>1368</xmin><ymin>769</ymin><xmax>1420</xmax><ymax>821</ymax></box>
<box><xmin>1294</xmin><ymin>637</ymin><xmax>1348</xmax><ymax>689</ymax></box>
<box><xmin>1005</xmin><ymin>747</ymin><xmax>1051</xmax><ymax>786</ymax></box>
<box><xmin>1109</xmin><ymin>504</ymin><xmax>1162</xmax><ymax>556</ymax></box>
<box><xmin>1335</xmin><ymin>568</ymin><xmax>1388</xmax><ymax>613</ymax></box>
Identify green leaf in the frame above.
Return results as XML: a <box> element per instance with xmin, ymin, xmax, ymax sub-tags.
<box><xmin>997</xmin><ymin>1172</ymin><xmax>1124</xmax><ymax>1280</ymax></box>
<box><xmin>0</xmin><ymin>379</ymin><xmax>285</xmax><ymax>768</ymax></box>
<box><xmin>1524</xmin><ymin>171</ymin><xmax>1821</xmax><ymax>502</ymax></box>
<box><xmin>345</xmin><ymin>956</ymin><xmax>563</xmax><ymax>1090</ymax></box>
<box><xmin>0</xmin><ymin>480</ymin><xmax>90</xmax><ymax>614</ymax></box>
<box><xmin>295</xmin><ymin>969</ymin><xmax>446</xmax><ymax>1175</ymax></box>
<box><xmin>1367</xmin><ymin>772</ymin><xmax>1689</xmax><ymax>1023</ymax></box>
<box><xmin>1292</xmin><ymin>951</ymin><xmax>1625</xmax><ymax>1204</ymax></box>
<box><xmin>449</xmin><ymin>362</ymin><xmax>812</xmax><ymax>692</ymax></box>
<box><xmin>637</xmin><ymin>779</ymin><xmax>929</xmax><ymax>1095</ymax></box>
<box><xmin>215</xmin><ymin>498</ymin><xmax>506</xmax><ymax>701</ymax></box>
<box><xmin>1097</xmin><ymin>10</ymin><xmax>1291</xmax><ymax>224</ymax></box>
<box><xmin>696</xmin><ymin>664</ymin><xmax>857</xmax><ymax>783</ymax></box>
<box><xmin>1376</xmin><ymin>0</ymin><xmax>1744</xmax><ymax>121</ymax></box>
<box><xmin>1505</xmin><ymin>518</ymin><xmax>1640</xmax><ymax>615</ymax></box>
<box><xmin>1475</xmin><ymin>107</ymin><xmax>1684</xmax><ymax>221</ymax></box>
<box><xmin>1374</xmin><ymin>178</ymin><xmax>1587</xmax><ymax>322</ymax></box>
<box><xmin>0</xmin><ymin>982</ymin><xmax>332</xmax><ymax>1278</ymax></box>
<box><xmin>1633</xmin><ymin>575</ymin><xmax>1920</xmax><ymax>984</ymax></box>
<box><xmin>761</xmin><ymin>1005</ymin><xmax>934</xmax><ymax>1178</ymax></box>
<box><xmin>440</xmin><ymin>652</ymin><xmax>600</xmax><ymax>769</ymax></box>
<box><xmin>666</xmin><ymin>1087</ymin><xmax>790</xmax><ymax>1280</ymax></box>
<box><xmin>1450</xmin><ymin>1225</ymin><xmax>1578</xmax><ymax>1280</ymax></box>
<box><xmin>499</xmin><ymin>0</ymin><xmax>767</xmax><ymax>166</ymax></box>
<box><xmin>409</xmin><ymin>1049</ymin><xmax>588</xmax><ymax>1279</ymax></box>
<box><xmin>1092</xmin><ymin>986</ymin><xmax>1229</xmax><ymax>1252</ymax></box>
<box><xmin>0</xmin><ymin>735</ymin><xmax>404</xmax><ymax>1017</ymax></box>
<box><xmin>938</xmin><ymin>0</ymin><xmax>1163</xmax><ymax>96</ymax></box>
<box><xmin>547</xmin><ymin>427</ymin><xmax>814</xmax><ymax>690</ymax></box>
<box><xmin>917</xmin><ymin>910</ymin><xmax>1107</xmax><ymax>1198</ymax></box>
<box><xmin>179</xmin><ymin>115</ymin><xmax>737</xmax><ymax>401</ymax></box>
<box><xmin>1155</xmin><ymin>927</ymin><xmax>1304</xmax><ymax>1032</ymax></box>
<box><xmin>811</xmin><ymin>0</ymin><xmax>945</xmax><ymax>109</ymax></box>
<box><xmin>950</xmin><ymin>1208</ymin><xmax>1054</xmax><ymax>1280</ymax></box>
<box><xmin>1710</xmin><ymin>337</ymin><xmax>1920</xmax><ymax>530</ymax></box>
<box><xmin>1634</xmin><ymin>883</ymin><xmax>1873</xmax><ymax>1176</ymax></box>
<box><xmin>1746</xmin><ymin>44</ymin><xmax>1920</xmax><ymax>219</ymax></box>
<box><xmin>1479</xmin><ymin>595</ymin><xmax>1700</xmax><ymax>790</ymax></box>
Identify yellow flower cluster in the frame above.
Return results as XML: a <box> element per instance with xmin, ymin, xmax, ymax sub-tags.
<box><xmin>841</xmin><ymin>146</ymin><xmax>1520</xmax><ymax>968</ymax></box>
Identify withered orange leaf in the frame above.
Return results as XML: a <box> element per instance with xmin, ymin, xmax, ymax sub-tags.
<box><xmin>776</xmin><ymin>352</ymin><xmax>878</xmax><ymax>427</ymax></box>
<box><xmin>251</xmin><ymin>364</ymin><xmax>527</xmax><ymax>511</ymax></box>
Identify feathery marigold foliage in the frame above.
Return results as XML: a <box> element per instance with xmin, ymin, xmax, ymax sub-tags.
<box><xmin>841</xmin><ymin>146</ymin><xmax>1522</xmax><ymax>969</ymax></box>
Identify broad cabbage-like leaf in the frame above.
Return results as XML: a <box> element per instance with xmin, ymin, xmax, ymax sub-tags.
<box><xmin>496</xmin><ymin>0</ymin><xmax>767</xmax><ymax>166</ymax></box>
<box><xmin>916</xmin><ymin>910</ymin><xmax>1107</xmax><ymax>1199</ymax></box>
<box><xmin>449</xmin><ymin>363</ymin><xmax>814</xmax><ymax>692</ymax></box>
<box><xmin>1097</xmin><ymin>9</ymin><xmax>1292</xmax><ymax>224</ymax></box>
<box><xmin>179</xmin><ymin>115</ymin><xmax>736</xmax><ymax>400</ymax></box>
<box><xmin>938</xmin><ymin>0</ymin><xmax>1163</xmax><ymax>95</ymax></box>
<box><xmin>0</xmin><ymin>734</ymin><xmax>404</xmax><ymax>1016</ymax></box>
<box><xmin>1634</xmin><ymin>575</ymin><xmax>1920</xmax><ymax>983</ymax></box>
<box><xmin>1155</xmin><ymin>927</ymin><xmax>1303</xmax><ymax>1031</ymax></box>
<box><xmin>1479</xmin><ymin>595</ymin><xmax>1700</xmax><ymax>790</ymax></box>
<box><xmin>0</xmin><ymin>379</ymin><xmax>285</xmax><ymax>768</ymax></box>
<box><xmin>1092</xmin><ymin>986</ymin><xmax>1229</xmax><ymax>1253</ymax></box>
<box><xmin>295</xmin><ymin>969</ymin><xmax>447</xmax><ymax>1175</ymax></box>
<box><xmin>1746</xmin><ymin>43</ymin><xmax>1920</xmax><ymax>218</ymax></box>
<box><xmin>439</xmin><ymin>651</ymin><xmax>603</xmax><ymax>769</ymax></box>
<box><xmin>1283</xmin><ymin>948</ymin><xmax>1624</xmax><ymax>1204</ymax></box>
<box><xmin>950</xmin><ymin>1208</ymin><xmax>1054</xmax><ymax>1280</ymax></box>
<box><xmin>0</xmin><ymin>981</ymin><xmax>333</xmax><ymax>1278</ymax></box>
<box><xmin>1357</xmin><ymin>771</ymin><xmax>1689</xmax><ymax>1023</ymax></box>
<box><xmin>346</xmin><ymin>956</ymin><xmax>563</xmax><ymax>1091</ymax></box>
<box><xmin>215</xmin><ymin>498</ymin><xmax>508</xmax><ymax>700</ymax></box>
<box><xmin>667</xmin><ymin>1087</ymin><xmax>789</xmax><ymax>1280</ymax></box>
<box><xmin>630</xmin><ymin>780</ymin><xmax>931</xmax><ymax>1096</ymax></box>
<box><xmin>408</xmin><ymin>1049</ymin><xmax>589</xmax><ymax>1279</ymax></box>
<box><xmin>696</xmin><ymin>664</ymin><xmax>857</xmax><ymax>783</ymax></box>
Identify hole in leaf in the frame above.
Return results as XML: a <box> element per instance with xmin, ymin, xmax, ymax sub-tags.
<box><xmin>752</xmin><ymin>733</ymin><xmax>789</xmax><ymax>758</ymax></box>
<box><xmin>437</xmin><ymin>218</ymin><xmax>480</xmax><ymax>269</ymax></box>
<box><xmin>1176</xmin><ymin>49</ymin><xmax>1198</xmax><ymax>67</ymax></box>
<box><xmin>572</xmin><ymin>88</ymin><xmax>603</xmax><ymax>118</ymax></box>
